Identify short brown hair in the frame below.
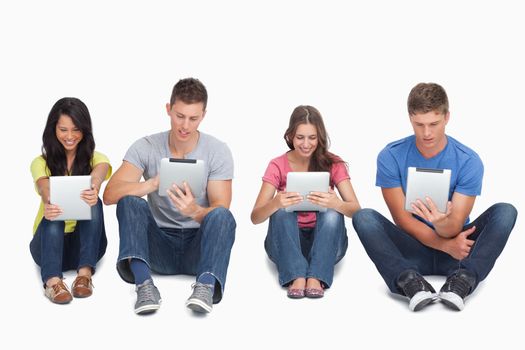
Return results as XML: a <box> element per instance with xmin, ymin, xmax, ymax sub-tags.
<box><xmin>407</xmin><ymin>82</ymin><xmax>449</xmax><ymax>115</ymax></box>
<box><xmin>170</xmin><ymin>78</ymin><xmax>208</xmax><ymax>109</ymax></box>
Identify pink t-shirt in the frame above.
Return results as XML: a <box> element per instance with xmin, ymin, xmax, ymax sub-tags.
<box><xmin>262</xmin><ymin>152</ymin><xmax>350</xmax><ymax>228</ymax></box>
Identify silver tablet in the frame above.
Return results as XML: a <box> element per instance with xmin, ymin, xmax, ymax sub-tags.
<box><xmin>49</xmin><ymin>175</ymin><xmax>92</xmax><ymax>221</ymax></box>
<box><xmin>285</xmin><ymin>172</ymin><xmax>330</xmax><ymax>212</ymax></box>
<box><xmin>405</xmin><ymin>167</ymin><xmax>451</xmax><ymax>213</ymax></box>
<box><xmin>158</xmin><ymin>158</ymin><xmax>206</xmax><ymax>197</ymax></box>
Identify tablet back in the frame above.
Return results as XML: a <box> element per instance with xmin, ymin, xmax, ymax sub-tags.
<box><xmin>50</xmin><ymin>175</ymin><xmax>92</xmax><ymax>221</ymax></box>
<box><xmin>285</xmin><ymin>172</ymin><xmax>329</xmax><ymax>212</ymax></box>
<box><xmin>158</xmin><ymin>158</ymin><xmax>206</xmax><ymax>197</ymax></box>
<box><xmin>404</xmin><ymin>167</ymin><xmax>451</xmax><ymax>213</ymax></box>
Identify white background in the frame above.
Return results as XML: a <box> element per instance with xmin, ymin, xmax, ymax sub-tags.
<box><xmin>1</xmin><ymin>1</ymin><xmax>523</xmax><ymax>349</ymax></box>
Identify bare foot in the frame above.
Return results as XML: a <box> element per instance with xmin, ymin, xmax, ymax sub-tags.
<box><xmin>306</xmin><ymin>278</ymin><xmax>323</xmax><ymax>289</ymax></box>
<box><xmin>289</xmin><ymin>277</ymin><xmax>306</xmax><ymax>290</ymax></box>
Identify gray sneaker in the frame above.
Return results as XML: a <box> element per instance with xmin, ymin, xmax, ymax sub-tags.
<box><xmin>185</xmin><ymin>282</ymin><xmax>214</xmax><ymax>313</ymax></box>
<box><xmin>134</xmin><ymin>279</ymin><xmax>162</xmax><ymax>315</ymax></box>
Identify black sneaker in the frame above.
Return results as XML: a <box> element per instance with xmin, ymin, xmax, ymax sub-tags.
<box><xmin>439</xmin><ymin>269</ymin><xmax>476</xmax><ymax>311</ymax></box>
<box><xmin>396</xmin><ymin>270</ymin><xmax>437</xmax><ymax>311</ymax></box>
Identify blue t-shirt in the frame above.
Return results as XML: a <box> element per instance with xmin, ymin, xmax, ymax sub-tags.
<box><xmin>376</xmin><ymin>135</ymin><xmax>483</xmax><ymax>225</ymax></box>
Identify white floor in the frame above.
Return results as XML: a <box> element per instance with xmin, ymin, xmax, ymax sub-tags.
<box><xmin>8</xmin><ymin>203</ymin><xmax>524</xmax><ymax>350</ymax></box>
<box><xmin>2</xmin><ymin>1</ymin><xmax>524</xmax><ymax>349</ymax></box>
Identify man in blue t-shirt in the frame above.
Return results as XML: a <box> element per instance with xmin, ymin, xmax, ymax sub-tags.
<box><xmin>352</xmin><ymin>83</ymin><xmax>517</xmax><ymax>311</ymax></box>
<box><xmin>104</xmin><ymin>78</ymin><xmax>236</xmax><ymax>315</ymax></box>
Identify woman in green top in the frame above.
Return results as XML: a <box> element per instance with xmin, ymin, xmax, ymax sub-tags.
<box><xmin>30</xmin><ymin>97</ymin><xmax>111</xmax><ymax>304</ymax></box>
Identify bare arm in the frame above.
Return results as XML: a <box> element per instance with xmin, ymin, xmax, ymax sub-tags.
<box><xmin>250</xmin><ymin>182</ymin><xmax>302</xmax><ymax>224</ymax></box>
<box><xmin>383</xmin><ymin>187</ymin><xmax>451</xmax><ymax>251</ymax></box>
<box><xmin>78</xmin><ymin>162</ymin><xmax>110</xmax><ymax>206</ymax></box>
<box><xmin>35</xmin><ymin>176</ymin><xmax>51</xmax><ymax>205</ymax></box>
<box><xmin>90</xmin><ymin>162</ymin><xmax>110</xmax><ymax>192</ymax></box>
<box><xmin>35</xmin><ymin>176</ymin><xmax>62</xmax><ymax>219</ymax></box>
<box><xmin>410</xmin><ymin>192</ymin><xmax>475</xmax><ymax>238</ymax></box>
<box><xmin>307</xmin><ymin>179</ymin><xmax>361</xmax><ymax>217</ymax></box>
<box><xmin>103</xmin><ymin>161</ymin><xmax>156</xmax><ymax>205</ymax></box>
<box><xmin>383</xmin><ymin>187</ymin><xmax>475</xmax><ymax>259</ymax></box>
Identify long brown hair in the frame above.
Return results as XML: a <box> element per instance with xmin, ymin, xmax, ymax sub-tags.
<box><xmin>42</xmin><ymin>97</ymin><xmax>95</xmax><ymax>176</ymax></box>
<box><xmin>284</xmin><ymin>105</ymin><xmax>343</xmax><ymax>172</ymax></box>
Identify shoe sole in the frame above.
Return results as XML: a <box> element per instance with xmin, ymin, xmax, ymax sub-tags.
<box><xmin>305</xmin><ymin>295</ymin><xmax>324</xmax><ymax>299</ymax></box>
<box><xmin>439</xmin><ymin>292</ymin><xmax>464</xmax><ymax>311</ymax></box>
<box><xmin>185</xmin><ymin>298</ymin><xmax>212</xmax><ymax>313</ymax></box>
<box><xmin>73</xmin><ymin>291</ymin><xmax>92</xmax><ymax>298</ymax></box>
<box><xmin>50</xmin><ymin>297</ymin><xmax>73</xmax><ymax>304</ymax></box>
<box><xmin>287</xmin><ymin>295</ymin><xmax>305</xmax><ymax>299</ymax></box>
<box><xmin>305</xmin><ymin>293</ymin><xmax>324</xmax><ymax>299</ymax></box>
<box><xmin>45</xmin><ymin>293</ymin><xmax>72</xmax><ymax>304</ymax></box>
<box><xmin>409</xmin><ymin>291</ymin><xmax>438</xmax><ymax>311</ymax></box>
<box><xmin>135</xmin><ymin>299</ymin><xmax>162</xmax><ymax>315</ymax></box>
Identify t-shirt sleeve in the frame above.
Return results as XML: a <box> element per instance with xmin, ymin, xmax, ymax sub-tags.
<box><xmin>262</xmin><ymin>159</ymin><xmax>282</xmax><ymax>189</ymax></box>
<box><xmin>331</xmin><ymin>161</ymin><xmax>350</xmax><ymax>186</ymax></box>
<box><xmin>376</xmin><ymin>148</ymin><xmax>402</xmax><ymax>188</ymax></box>
<box><xmin>123</xmin><ymin>138</ymin><xmax>149</xmax><ymax>172</ymax></box>
<box><xmin>208</xmin><ymin>142</ymin><xmax>234</xmax><ymax>181</ymax></box>
<box><xmin>30</xmin><ymin>156</ymin><xmax>49</xmax><ymax>183</ymax></box>
<box><xmin>262</xmin><ymin>158</ymin><xmax>284</xmax><ymax>190</ymax></box>
<box><xmin>455</xmin><ymin>154</ymin><xmax>484</xmax><ymax>196</ymax></box>
<box><xmin>92</xmin><ymin>151</ymin><xmax>113</xmax><ymax>180</ymax></box>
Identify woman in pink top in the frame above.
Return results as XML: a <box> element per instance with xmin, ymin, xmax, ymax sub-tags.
<box><xmin>251</xmin><ymin>105</ymin><xmax>361</xmax><ymax>299</ymax></box>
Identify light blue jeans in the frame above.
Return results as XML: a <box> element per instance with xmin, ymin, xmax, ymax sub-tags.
<box><xmin>115</xmin><ymin>196</ymin><xmax>236</xmax><ymax>303</ymax></box>
<box><xmin>265</xmin><ymin>209</ymin><xmax>348</xmax><ymax>288</ymax></box>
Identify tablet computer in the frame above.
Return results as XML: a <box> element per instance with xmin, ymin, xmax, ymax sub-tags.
<box><xmin>285</xmin><ymin>172</ymin><xmax>330</xmax><ymax>212</ymax></box>
<box><xmin>158</xmin><ymin>158</ymin><xmax>206</xmax><ymax>197</ymax></box>
<box><xmin>404</xmin><ymin>167</ymin><xmax>451</xmax><ymax>213</ymax></box>
<box><xmin>49</xmin><ymin>175</ymin><xmax>92</xmax><ymax>221</ymax></box>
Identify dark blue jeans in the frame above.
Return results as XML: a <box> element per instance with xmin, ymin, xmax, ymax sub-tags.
<box><xmin>30</xmin><ymin>199</ymin><xmax>107</xmax><ymax>284</ymax></box>
<box><xmin>352</xmin><ymin>203</ymin><xmax>517</xmax><ymax>295</ymax></box>
<box><xmin>115</xmin><ymin>196</ymin><xmax>236</xmax><ymax>303</ymax></box>
<box><xmin>265</xmin><ymin>209</ymin><xmax>348</xmax><ymax>288</ymax></box>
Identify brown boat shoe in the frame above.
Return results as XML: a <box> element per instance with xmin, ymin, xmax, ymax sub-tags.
<box><xmin>45</xmin><ymin>280</ymin><xmax>73</xmax><ymax>304</ymax></box>
<box><xmin>72</xmin><ymin>275</ymin><xmax>93</xmax><ymax>298</ymax></box>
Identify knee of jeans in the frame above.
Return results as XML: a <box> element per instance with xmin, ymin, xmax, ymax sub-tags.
<box><xmin>491</xmin><ymin>202</ymin><xmax>518</xmax><ymax>226</ymax></box>
<box><xmin>116</xmin><ymin>195</ymin><xmax>148</xmax><ymax>216</ymax></box>
<box><xmin>352</xmin><ymin>208</ymin><xmax>378</xmax><ymax>225</ymax></box>
<box><xmin>207</xmin><ymin>206</ymin><xmax>237</xmax><ymax>228</ymax></box>
<box><xmin>320</xmin><ymin>209</ymin><xmax>344</xmax><ymax>227</ymax></box>
<box><xmin>270</xmin><ymin>208</ymin><xmax>292</xmax><ymax>222</ymax></box>
<box><xmin>41</xmin><ymin>219</ymin><xmax>65</xmax><ymax>237</ymax></box>
<box><xmin>352</xmin><ymin>208</ymin><xmax>380</xmax><ymax>233</ymax></box>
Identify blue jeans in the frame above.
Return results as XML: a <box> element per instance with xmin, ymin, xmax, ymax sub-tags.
<box><xmin>264</xmin><ymin>209</ymin><xmax>348</xmax><ymax>288</ymax></box>
<box><xmin>352</xmin><ymin>203</ymin><xmax>517</xmax><ymax>295</ymax></box>
<box><xmin>115</xmin><ymin>196</ymin><xmax>236</xmax><ymax>303</ymax></box>
<box><xmin>29</xmin><ymin>199</ymin><xmax>107</xmax><ymax>284</ymax></box>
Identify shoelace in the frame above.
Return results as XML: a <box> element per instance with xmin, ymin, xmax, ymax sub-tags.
<box><xmin>443</xmin><ymin>274</ymin><xmax>471</xmax><ymax>298</ymax></box>
<box><xmin>52</xmin><ymin>281</ymin><xmax>70</xmax><ymax>296</ymax></box>
<box><xmin>74</xmin><ymin>276</ymin><xmax>93</xmax><ymax>289</ymax></box>
<box><xmin>403</xmin><ymin>277</ymin><xmax>430</xmax><ymax>298</ymax></box>
<box><xmin>137</xmin><ymin>283</ymin><xmax>158</xmax><ymax>302</ymax></box>
<box><xmin>190</xmin><ymin>283</ymin><xmax>213</xmax><ymax>300</ymax></box>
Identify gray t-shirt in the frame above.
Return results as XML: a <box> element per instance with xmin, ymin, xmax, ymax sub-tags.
<box><xmin>123</xmin><ymin>131</ymin><xmax>234</xmax><ymax>229</ymax></box>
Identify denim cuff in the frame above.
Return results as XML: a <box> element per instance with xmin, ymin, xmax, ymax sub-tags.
<box><xmin>117</xmin><ymin>256</ymin><xmax>151</xmax><ymax>284</ymax></box>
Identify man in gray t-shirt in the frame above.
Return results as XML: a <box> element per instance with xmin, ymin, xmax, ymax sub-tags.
<box><xmin>104</xmin><ymin>78</ymin><xmax>236</xmax><ymax>315</ymax></box>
